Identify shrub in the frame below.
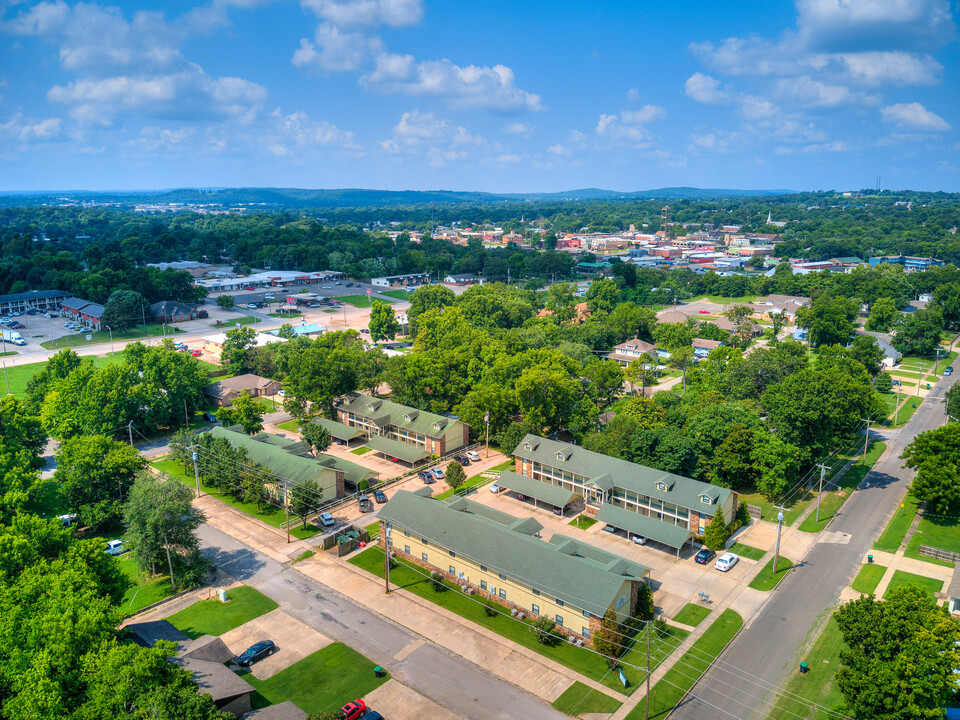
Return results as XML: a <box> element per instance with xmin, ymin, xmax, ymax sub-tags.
<box><xmin>431</xmin><ymin>571</ymin><xmax>447</xmax><ymax>592</ymax></box>
<box><xmin>704</xmin><ymin>511</ymin><xmax>728</xmax><ymax>551</ymax></box>
<box><xmin>635</xmin><ymin>583</ymin><xmax>655</xmax><ymax>621</ymax></box>
<box><xmin>531</xmin><ymin>617</ymin><xmax>561</xmax><ymax>646</ymax></box>
<box><xmin>484</xmin><ymin>600</ymin><xmax>498</xmax><ymax>617</ymax></box>
<box><xmin>358</xmin><ymin>479</ymin><xmax>370</xmax><ymax>491</ymax></box>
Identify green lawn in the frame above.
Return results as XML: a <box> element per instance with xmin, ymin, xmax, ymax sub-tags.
<box><xmin>737</xmin><ymin>488</ymin><xmax>812</xmax><ymax>527</ymax></box>
<box><xmin>152</xmin><ymin>457</ymin><xmax>322</xmax><ymax>540</ymax></box>
<box><xmin>267</xmin><ymin>312</ymin><xmax>302</xmax><ymax>318</ymax></box>
<box><xmin>349</xmin><ymin>546</ymin><xmax>684</xmax><ymax>694</ymax></box>
<box><xmin>339</xmin><ymin>295</ymin><xmax>392</xmax><ymax>308</ymax></box>
<box><xmin>888</xmin><ymin>369</ymin><xmax>924</xmax><ymax>380</ymax></box>
<box><xmin>799</xmin><ymin>441</ymin><xmax>886</xmax><ymax>533</ymax></box>
<box><xmin>167</xmin><ymin>586</ymin><xmax>278</xmax><ymax>638</ymax></box>
<box><xmin>277</xmin><ymin>419</ymin><xmax>300</xmax><ymax>432</ymax></box>
<box><xmin>729</xmin><ymin>542</ymin><xmax>766</xmax><ymax>561</ymax></box>
<box><xmin>851</xmin><ymin>564</ymin><xmax>887</xmax><ymax>595</ymax></box>
<box><xmin>551</xmin><ymin>682</ymin><xmax>622</xmax><ymax>716</ymax></box>
<box><xmin>749</xmin><ymin>556</ymin><xmax>793</xmax><ymax>591</ymax></box>
<box><xmin>226</xmin><ymin>315</ymin><xmax>261</xmax><ymax>325</ymax></box>
<box><xmin>687</xmin><ymin>294</ymin><xmax>757</xmax><ymax>305</ymax></box>
<box><xmin>292</xmin><ymin>550</ymin><xmax>315</xmax><ymax>564</ymax></box>
<box><xmin>672</xmin><ymin>603</ymin><xmax>711</xmax><ymax>628</ymax></box>
<box><xmin>40</xmin><ymin>324</ymin><xmax>183</xmax><ymax>350</ymax></box>
<box><xmin>0</xmin><ymin>353</ymin><xmax>125</xmax><ymax>397</ymax></box>
<box><xmin>379</xmin><ymin>290</ymin><xmax>414</xmax><ymax>301</ymax></box>
<box><xmin>904</xmin><ymin>513</ymin><xmax>960</xmax><ymax>568</ymax></box>
<box><xmin>243</xmin><ymin>643</ymin><xmax>389</xmax><ymax>715</ymax></box>
<box><xmin>434</xmin><ymin>473</ymin><xmax>494</xmax><ymax>500</ymax></box>
<box><xmin>0</xmin><ymin>351</ymin><xmax>18</xmax><ymax>357</ymax></box>
<box><xmin>766</xmin><ymin>617</ymin><xmax>848</xmax><ymax>720</ymax></box>
<box><xmin>883</xmin><ymin>570</ymin><xmax>943</xmax><ymax>598</ymax></box>
<box><xmin>351</xmin><ymin>446</ymin><xmax>372</xmax><ymax>455</ymax></box>
<box><xmin>489</xmin><ymin>459</ymin><xmax>515</xmax><ymax>473</ymax></box>
<box><xmin>569</xmin><ymin>515</ymin><xmax>598</xmax><ymax>530</ymax></box>
<box><xmin>631</xmin><ymin>610</ymin><xmax>743</xmax><ymax>719</ymax></box>
<box><xmin>873</xmin><ymin>491</ymin><xmax>921</xmax><ymax>552</ymax></box>
<box><xmin>249</xmin><ymin>395</ymin><xmax>281</xmax><ymax>413</ymax></box>
<box><xmin>890</xmin><ymin>399</ymin><xmax>920</xmax><ymax>427</ymax></box>
<box><xmin>118</xmin><ymin>556</ymin><xmax>175</xmax><ymax>616</ymax></box>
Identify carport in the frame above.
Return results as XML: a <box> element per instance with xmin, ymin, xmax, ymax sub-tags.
<box><xmin>596</xmin><ymin>504</ymin><xmax>694</xmax><ymax>557</ymax></box>
<box><xmin>312</xmin><ymin>417</ymin><xmax>368</xmax><ymax>446</ymax></box>
<box><xmin>497</xmin><ymin>470</ymin><xmax>579</xmax><ymax>513</ymax></box>
<box><xmin>366</xmin><ymin>436</ymin><xmax>431</xmax><ymax>466</ymax></box>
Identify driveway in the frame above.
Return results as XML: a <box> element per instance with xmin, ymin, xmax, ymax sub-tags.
<box><xmin>219</xmin><ymin>608</ymin><xmax>332</xmax><ymax>680</ymax></box>
<box><xmin>195</xmin><ymin>523</ymin><xmax>566</xmax><ymax>720</ymax></box>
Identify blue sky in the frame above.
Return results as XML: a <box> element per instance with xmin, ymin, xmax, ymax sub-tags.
<box><xmin>1</xmin><ymin>0</ymin><xmax>957</xmax><ymax>193</ymax></box>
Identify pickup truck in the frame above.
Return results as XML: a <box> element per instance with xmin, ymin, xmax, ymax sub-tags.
<box><xmin>358</xmin><ymin>495</ymin><xmax>375</xmax><ymax>513</ymax></box>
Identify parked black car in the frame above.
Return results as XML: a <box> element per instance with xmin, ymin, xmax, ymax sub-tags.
<box><xmin>694</xmin><ymin>548</ymin><xmax>716</xmax><ymax>565</ymax></box>
<box><xmin>374</xmin><ymin>489</ymin><xmax>387</xmax><ymax>503</ymax></box>
<box><xmin>418</xmin><ymin>470</ymin><xmax>435</xmax><ymax>484</ymax></box>
<box><xmin>454</xmin><ymin>454</ymin><xmax>470</xmax><ymax>466</ymax></box>
<box><xmin>202</xmin><ymin>412</ymin><xmax>218</xmax><ymax>422</ymax></box>
<box><xmin>237</xmin><ymin>640</ymin><xmax>276</xmax><ymax>666</ymax></box>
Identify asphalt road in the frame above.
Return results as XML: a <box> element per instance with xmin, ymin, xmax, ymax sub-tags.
<box><xmin>670</xmin><ymin>368</ymin><xmax>956</xmax><ymax>720</ymax></box>
<box><xmin>196</xmin><ymin>523</ymin><xmax>567</xmax><ymax>720</ymax></box>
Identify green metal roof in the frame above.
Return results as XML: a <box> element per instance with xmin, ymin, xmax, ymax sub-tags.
<box><xmin>315</xmin><ymin>454</ymin><xmax>378</xmax><ymax>487</ymax></box>
<box><xmin>336</xmin><ymin>393</ymin><xmax>466</xmax><ymax>439</ymax></box>
<box><xmin>251</xmin><ymin>432</ymin><xmax>312</xmax><ymax>456</ymax></box>
<box><xmin>596</xmin><ymin>504</ymin><xmax>694</xmax><ymax>550</ymax></box>
<box><xmin>497</xmin><ymin>470</ymin><xmax>578</xmax><ymax>508</ymax></box>
<box><xmin>366</xmin><ymin>435</ymin><xmax>431</xmax><ymax>464</ymax></box>
<box><xmin>208</xmin><ymin>427</ymin><xmax>339</xmax><ymax>499</ymax></box>
<box><xmin>514</xmin><ymin>434</ymin><xmax>730</xmax><ymax>517</ymax></box>
<box><xmin>311</xmin><ymin>417</ymin><xmax>367</xmax><ymax>441</ymax></box>
<box><xmin>380</xmin><ymin>490</ymin><xmax>649</xmax><ymax>617</ymax></box>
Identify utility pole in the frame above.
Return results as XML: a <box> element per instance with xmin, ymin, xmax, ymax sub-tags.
<box><xmin>184</xmin><ymin>398</ymin><xmax>190</xmax><ymax>426</ymax></box>
<box><xmin>284</xmin><ymin>483</ymin><xmax>290</xmax><ymax>544</ymax></box>
<box><xmin>127</xmin><ymin>420</ymin><xmax>134</xmax><ymax>447</ymax></box>
<box><xmin>384</xmin><ymin>522</ymin><xmax>392</xmax><ymax>594</ymax></box>
<box><xmin>191</xmin><ymin>448</ymin><xmax>201</xmax><ymax>498</ymax></box>
<box><xmin>815</xmin><ymin>463</ymin><xmax>828</xmax><ymax>523</ymax></box>
<box><xmin>484</xmin><ymin>411</ymin><xmax>490</xmax><ymax>458</ymax></box>
<box><xmin>164</xmin><ymin>530</ymin><xmax>177</xmax><ymax>591</ymax></box>
<box><xmin>895</xmin><ymin>384</ymin><xmax>901</xmax><ymax>426</ymax></box>
<box><xmin>645</xmin><ymin>620</ymin><xmax>651</xmax><ymax>720</ymax></box>
<box><xmin>773</xmin><ymin>506</ymin><xmax>785</xmax><ymax>573</ymax></box>
<box><xmin>861</xmin><ymin>418</ymin><xmax>871</xmax><ymax>464</ymax></box>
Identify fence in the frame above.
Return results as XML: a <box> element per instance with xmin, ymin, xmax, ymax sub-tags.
<box><xmin>746</xmin><ymin>505</ymin><xmax>762</xmax><ymax>521</ymax></box>
<box><xmin>919</xmin><ymin>545</ymin><xmax>960</xmax><ymax>563</ymax></box>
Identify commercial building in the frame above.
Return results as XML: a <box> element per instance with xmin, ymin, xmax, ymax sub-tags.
<box><xmin>370</xmin><ymin>273</ymin><xmax>431</xmax><ymax>288</ymax></box>
<box><xmin>0</xmin><ymin>289</ymin><xmax>73</xmax><ymax>315</ymax></box>
<box><xmin>511</xmin><ymin>435</ymin><xmax>737</xmax><ymax>554</ymax></box>
<box><xmin>443</xmin><ymin>273</ymin><xmax>483</xmax><ymax>285</ymax></box>
<box><xmin>194</xmin><ymin>270</ymin><xmax>343</xmax><ymax>292</ymax></box>
<box><xmin>201</xmin><ymin>332</ymin><xmax>286</xmax><ymax>360</ymax></box>
<box><xmin>149</xmin><ymin>300</ymin><xmax>198</xmax><ymax>323</ymax></box>
<box><xmin>146</xmin><ymin>261</ymin><xmax>214</xmax><ymax>278</ymax></box>
<box><xmin>335</xmin><ymin>393</ymin><xmax>469</xmax><ymax>464</ymax></box>
<box><xmin>379</xmin><ymin>489</ymin><xmax>650</xmax><ymax>644</ymax></box>
<box><xmin>869</xmin><ymin>255</ymin><xmax>944</xmax><ymax>272</ymax></box>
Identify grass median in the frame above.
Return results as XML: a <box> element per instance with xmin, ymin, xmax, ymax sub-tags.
<box><xmin>552</xmin><ymin>682</ymin><xmax>622</xmax><ymax>716</ymax></box>
<box><xmin>851</xmin><ymin>563</ymin><xmax>886</xmax><ymax>595</ymax></box>
<box><xmin>349</xmin><ymin>545</ymin><xmax>684</xmax><ymax>695</ymax></box>
<box><xmin>873</xmin><ymin>491</ymin><xmax>921</xmax><ymax>552</ymax></box>
<box><xmin>904</xmin><ymin>512</ymin><xmax>960</xmax><ymax>568</ymax></box>
<box><xmin>749</xmin><ymin>556</ymin><xmax>793</xmax><ymax>591</ymax></box>
<box><xmin>628</xmin><ymin>609</ymin><xmax>743</xmax><ymax>719</ymax></box>
<box><xmin>672</xmin><ymin>603</ymin><xmax>711</xmax><ymax>628</ymax></box>
<box><xmin>728</xmin><ymin>542</ymin><xmax>766</xmax><ymax>561</ymax></box>
<box><xmin>168</xmin><ymin>585</ymin><xmax>278</xmax><ymax>638</ymax></box>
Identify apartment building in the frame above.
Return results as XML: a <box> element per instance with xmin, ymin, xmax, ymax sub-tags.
<box><xmin>335</xmin><ymin>394</ymin><xmax>469</xmax><ymax>464</ymax></box>
<box><xmin>511</xmin><ymin>435</ymin><xmax>737</xmax><ymax>554</ymax></box>
<box><xmin>379</xmin><ymin>489</ymin><xmax>650</xmax><ymax>644</ymax></box>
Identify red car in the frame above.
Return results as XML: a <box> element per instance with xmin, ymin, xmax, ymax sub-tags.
<box><xmin>191</xmin><ymin>350</ymin><xmax>202</xmax><ymax>357</ymax></box>
<box><xmin>340</xmin><ymin>699</ymin><xmax>366</xmax><ymax>720</ymax></box>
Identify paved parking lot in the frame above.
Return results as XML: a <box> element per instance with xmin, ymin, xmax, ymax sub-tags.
<box><xmin>219</xmin><ymin>608</ymin><xmax>333</xmax><ymax>680</ymax></box>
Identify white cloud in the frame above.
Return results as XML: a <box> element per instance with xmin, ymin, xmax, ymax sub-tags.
<box><xmin>825</xmin><ymin>51</ymin><xmax>942</xmax><ymax>86</ymax></box>
<box><xmin>300</xmin><ymin>0</ymin><xmax>422</xmax><ymax>28</ymax></box>
<box><xmin>795</xmin><ymin>0</ymin><xmax>956</xmax><ymax>52</ymax></box>
<box><xmin>738</xmin><ymin>94</ymin><xmax>778</xmax><ymax>119</ymax></box>
<box><xmin>626</xmin><ymin>88</ymin><xmax>641</xmax><ymax>102</ymax></box>
<box><xmin>0</xmin><ymin>113</ymin><xmax>62</xmax><ymax>142</ymax></box>
<box><xmin>881</xmin><ymin>102</ymin><xmax>951</xmax><ymax>132</ymax></box>
<box><xmin>595</xmin><ymin>107</ymin><xmax>665</xmax><ymax>148</ymax></box>
<box><xmin>502</xmin><ymin>122</ymin><xmax>534</xmax><ymax>137</ymax></box>
<box><xmin>775</xmin><ymin>75</ymin><xmax>879</xmax><ymax>107</ymax></box>
<box><xmin>272</xmin><ymin>109</ymin><xmax>357</xmax><ymax>147</ymax></box>
<box><xmin>3</xmin><ymin>1</ymin><xmax>267</xmax><ymax>125</ymax></box>
<box><xmin>292</xmin><ymin>24</ymin><xmax>382</xmax><ymax>72</ymax></box>
<box><xmin>380</xmin><ymin>109</ymin><xmax>484</xmax><ymax>165</ymax></box>
<box><xmin>361</xmin><ymin>55</ymin><xmax>542</xmax><ymax>112</ymax></box>
<box><xmin>685</xmin><ymin>73</ymin><xmax>731</xmax><ymax>104</ymax></box>
<box><xmin>689</xmin><ymin>130</ymin><xmax>743</xmax><ymax>153</ymax></box>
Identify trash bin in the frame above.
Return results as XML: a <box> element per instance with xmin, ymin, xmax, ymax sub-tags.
<box><xmin>799</xmin><ymin>662</ymin><xmax>809</xmax><ymax>674</ymax></box>
<box><xmin>374</xmin><ymin>665</ymin><xmax>384</xmax><ymax>678</ymax></box>
<box><xmin>867</xmin><ymin>555</ymin><xmax>873</xmax><ymax>563</ymax></box>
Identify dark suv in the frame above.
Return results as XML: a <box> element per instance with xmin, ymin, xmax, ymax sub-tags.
<box><xmin>694</xmin><ymin>548</ymin><xmax>716</xmax><ymax>565</ymax></box>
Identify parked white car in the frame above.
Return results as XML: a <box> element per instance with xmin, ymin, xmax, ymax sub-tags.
<box><xmin>466</xmin><ymin>450</ymin><xmax>481</xmax><ymax>462</ymax></box>
<box><xmin>715</xmin><ymin>552</ymin><xmax>739</xmax><ymax>572</ymax></box>
<box><xmin>104</xmin><ymin>539</ymin><xmax>125</xmax><ymax>556</ymax></box>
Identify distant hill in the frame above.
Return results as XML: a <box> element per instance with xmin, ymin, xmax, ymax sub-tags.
<box><xmin>0</xmin><ymin>185</ymin><xmax>794</xmax><ymax>209</ymax></box>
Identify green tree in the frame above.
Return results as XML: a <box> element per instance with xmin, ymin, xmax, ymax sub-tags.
<box><xmin>445</xmin><ymin>461</ymin><xmax>466</xmax><ymax>490</ymax></box>
<box><xmin>407</xmin><ymin>285</ymin><xmax>455</xmax><ymax>336</ymax></box>
<box><xmin>369</xmin><ymin>299</ymin><xmax>401</xmax><ymax>341</ymax></box>
<box><xmin>865</xmin><ymin>296</ymin><xmax>898</xmax><ymax>332</ymax></box>
<box><xmin>751</xmin><ymin>435</ymin><xmax>800</xmax><ymax>501</ymax></box>
<box><xmin>834</xmin><ymin>586</ymin><xmax>960</xmax><ymax>720</ymax></box>
<box><xmin>710</xmin><ymin>425</ymin><xmax>755</xmax><ymax>489</ymax></box>
<box><xmin>54</xmin><ymin>435</ymin><xmax>146</xmax><ymax>529</ymax></box>
<box><xmin>901</xmin><ymin>424</ymin><xmax>960</xmax><ymax>513</ymax></box>
<box><xmin>277</xmin><ymin>323</ymin><xmax>296</xmax><ymax>339</ymax></box>
<box><xmin>24</xmin><ymin>348</ymin><xmax>83</xmax><ymax>413</ymax></box>
<box><xmin>703</xmin><ymin>510</ymin><xmax>728</xmax><ymax>550</ymax></box>
<box><xmin>849</xmin><ymin>335</ymin><xmax>885</xmax><ymax>376</ymax></box>
<box><xmin>125</xmin><ymin>341</ymin><xmax>210</xmax><ymax>429</ymax></box>
<box><xmin>215</xmin><ymin>391</ymin><xmax>264</xmax><ymax>435</ymax></box>
<box><xmin>300</xmin><ymin>423</ymin><xmax>332</xmax><ymax>456</ymax></box>
<box><xmin>585</xmin><ymin>279</ymin><xmax>620</xmax><ymax>315</ymax></box>
<box><xmin>944</xmin><ymin>383</ymin><xmax>960</xmax><ymax>420</ymax></box>
<box><xmin>724</xmin><ymin>304</ymin><xmax>756</xmax><ymax>346</ymax></box>
<box><xmin>530</xmin><ymin>617</ymin><xmax>561</xmax><ymax>646</ymax></box>
<box><xmin>215</xmin><ymin>294</ymin><xmax>235</xmax><ymax>309</ymax></box>
<box><xmin>583</xmin><ymin>359</ymin><xmax>624</xmax><ymax>408</ymax></box>
<box><xmin>219</xmin><ymin>326</ymin><xmax>258</xmax><ymax>375</ymax></box>
<box><xmin>102</xmin><ymin>289</ymin><xmax>149</xmax><ymax>331</ymax></box>
<box><xmin>625</xmin><ymin>353</ymin><xmax>659</xmax><ymax>397</ymax></box>
<box><xmin>605</xmin><ymin>302</ymin><xmax>656</xmax><ymax>343</ymax></box>
<box><xmin>932</xmin><ymin>282</ymin><xmax>960</xmax><ymax>329</ymax></box>
<box><xmin>653</xmin><ymin>322</ymin><xmax>695</xmax><ymax>351</ymax></box>
<box><xmin>892</xmin><ymin>308</ymin><xmax>944</xmax><ymax>357</ymax></box>
<box><xmin>592</xmin><ymin>609</ymin><xmax>628</xmax><ymax>658</ymax></box>
<box><xmin>669</xmin><ymin>346</ymin><xmax>695</xmax><ymax>391</ymax></box>
<box><xmin>289</xmin><ymin>479</ymin><xmax>321</xmax><ymax>528</ymax></box>
<box><xmin>875</xmin><ymin>372</ymin><xmax>894</xmax><ymax>392</ymax></box>
<box><xmin>748</xmin><ymin>253</ymin><xmax>766</xmax><ymax>269</ymax></box>
<box><xmin>123</xmin><ymin>472</ymin><xmax>206</xmax><ymax>589</ymax></box>
<box><xmin>796</xmin><ymin>295</ymin><xmax>857</xmax><ymax>347</ymax></box>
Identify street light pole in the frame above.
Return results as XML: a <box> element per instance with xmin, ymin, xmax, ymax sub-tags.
<box><xmin>191</xmin><ymin>448</ymin><xmax>201</xmax><ymax>498</ymax></box>
<box><xmin>861</xmin><ymin>418</ymin><xmax>872</xmax><ymax>464</ymax></box>
<box><xmin>815</xmin><ymin>463</ymin><xmax>827</xmax><ymax>523</ymax></box>
<box><xmin>773</xmin><ymin>505</ymin><xmax>785</xmax><ymax>573</ymax></box>
<box><xmin>105</xmin><ymin>325</ymin><xmax>114</xmax><ymax>354</ymax></box>
<box><xmin>484</xmin><ymin>411</ymin><xmax>490</xmax><ymax>459</ymax></box>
